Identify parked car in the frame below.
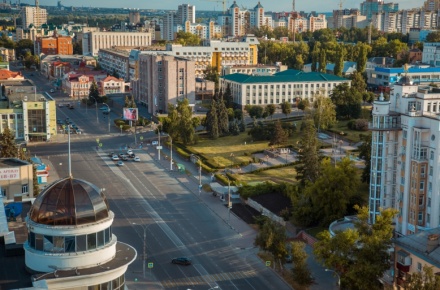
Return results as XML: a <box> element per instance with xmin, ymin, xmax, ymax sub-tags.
<box><xmin>122</xmin><ymin>156</ymin><xmax>128</xmax><ymax>161</ymax></box>
<box><xmin>152</xmin><ymin>141</ymin><xmax>159</xmax><ymax>146</ymax></box>
<box><xmin>134</xmin><ymin>156</ymin><xmax>141</xmax><ymax>162</ymax></box>
<box><xmin>128</xmin><ymin>153</ymin><xmax>135</xmax><ymax>158</ymax></box>
<box><xmin>112</xmin><ymin>155</ymin><xmax>120</xmax><ymax>161</ymax></box>
<box><xmin>117</xmin><ymin>161</ymin><xmax>124</xmax><ymax>166</ymax></box>
<box><xmin>58</xmin><ymin>103</ymin><xmax>63</xmax><ymax>108</ymax></box>
<box><xmin>75</xmin><ymin>129</ymin><xmax>82</xmax><ymax>134</ymax></box>
<box><xmin>171</xmin><ymin>257</ymin><xmax>191</xmax><ymax>265</ymax></box>
<box><xmin>108</xmin><ymin>152</ymin><xmax>115</xmax><ymax>157</ymax></box>
<box><xmin>50</xmin><ymin>89</ymin><xmax>55</xmax><ymax>93</ymax></box>
<box><xmin>127</xmin><ymin>149</ymin><xmax>133</xmax><ymax>155</ymax></box>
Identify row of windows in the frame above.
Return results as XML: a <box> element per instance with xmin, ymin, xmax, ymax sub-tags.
<box><xmin>85</xmin><ymin>274</ymin><xmax>125</xmax><ymax>290</ymax></box>
<box><xmin>1</xmin><ymin>114</ymin><xmax>23</xmax><ymax>120</ymax></box>
<box><xmin>246</xmin><ymin>83</ymin><xmax>336</xmax><ymax>90</ymax></box>
<box><xmin>28</xmin><ymin>227</ymin><xmax>112</xmax><ymax>253</ymax></box>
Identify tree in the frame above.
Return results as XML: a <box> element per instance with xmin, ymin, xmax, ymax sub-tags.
<box><xmin>217</xmin><ymin>95</ymin><xmax>229</xmax><ymax>135</ymax></box>
<box><xmin>175</xmin><ymin>31</ymin><xmax>201</xmax><ymax>46</ymax></box>
<box><xmin>16</xmin><ymin>39</ymin><xmax>34</xmax><ymax>55</ymax></box>
<box><xmin>265</xmin><ymin>104</ymin><xmax>276</xmax><ymax>119</ymax></box>
<box><xmin>254</xmin><ymin>218</ymin><xmax>288</xmax><ymax>269</ymax></box>
<box><xmin>350</xmin><ymin>71</ymin><xmax>367</xmax><ymax>93</ymax></box>
<box><xmin>406</xmin><ymin>265</ymin><xmax>440</xmax><ymax>290</ymax></box>
<box><xmin>313</xmin><ymin>95</ymin><xmax>336</xmax><ymax>132</ymax></box>
<box><xmin>269</xmin><ymin>120</ymin><xmax>288</xmax><ymax>146</ymax></box>
<box><xmin>305</xmin><ymin>158</ymin><xmax>360</xmax><ymax>225</ymax></box>
<box><xmin>318</xmin><ymin>49</ymin><xmax>327</xmax><ymax>73</ymax></box>
<box><xmin>280</xmin><ymin>101</ymin><xmax>292</xmax><ymax>117</ymax></box>
<box><xmin>314</xmin><ymin>206</ymin><xmax>397</xmax><ymax>290</ymax></box>
<box><xmin>124</xmin><ymin>95</ymin><xmax>137</xmax><ymax>108</ymax></box>
<box><xmin>290</xmin><ymin>241</ymin><xmax>313</xmax><ymax>286</ymax></box>
<box><xmin>248</xmin><ymin>105</ymin><xmax>264</xmax><ymax>119</ymax></box>
<box><xmin>356</xmin><ymin>42</ymin><xmax>370</xmax><ymax>73</ymax></box>
<box><xmin>330</xmin><ymin>83</ymin><xmax>362</xmax><ymax>120</ymax></box>
<box><xmin>334</xmin><ymin>44</ymin><xmax>345</xmax><ymax>76</ymax></box>
<box><xmin>166</xmin><ymin>99</ymin><xmax>196</xmax><ymax>145</ymax></box>
<box><xmin>311</xmin><ymin>43</ymin><xmax>320</xmax><ymax>72</ymax></box>
<box><xmin>0</xmin><ymin>127</ymin><xmax>17</xmax><ymax>158</ymax></box>
<box><xmin>223</xmin><ymin>84</ymin><xmax>233</xmax><ymax>108</ymax></box>
<box><xmin>297</xmin><ymin>98</ymin><xmax>310</xmax><ymax>111</ymax></box>
<box><xmin>89</xmin><ymin>80</ymin><xmax>100</xmax><ymax>102</ymax></box>
<box><xmin>358</xmin><ymin>134</ymin><xmax>371</xmax><ymax>183</ymax></box>
<box><xmin>296</xmin><ymin>120</ymin><xmax>321</xmax><ymax>186</ymax></box>
<box><xmin>204</xmin><ymin>66</ymin><xmax>219</xmax><ymax>91</ymax></box>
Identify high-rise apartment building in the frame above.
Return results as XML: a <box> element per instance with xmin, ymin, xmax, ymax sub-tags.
<box><xmin>370</xmin><ymin>75</ymin><xmax>440</xmax><ymax>235</ymax></box>
<box><xmin>372</xmin><ymin>9</ymin><xmax>438</xmax><ymax>33</ymax></box>
<box><xmin>360</xmin><ymin>0</ymin><xmax>399</xmax><ymax>21</ymax></box>
<box><xmin>177</xmin><ymin>4</ymin><xmax>196</xmax><ymax>25</ymax></box>
<box><xmin>128</xmin><ymin>9</ymin><xmax>140</xmax><ymax>24</ymax></box>
<box><xmin>423</xmin><ymin>0</ymin><xmax>440</xmax><ymax>11</ymax></box>
<box><xmin>21</xmin><ymin>6</ymin><xmax>47</xmax><ymax>28</ymax></box>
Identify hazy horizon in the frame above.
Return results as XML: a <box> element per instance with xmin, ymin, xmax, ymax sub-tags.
<box><xmin>22</xmin><ymin>0</ymin><xmax>420</xmax><ymax>13</ymax></box>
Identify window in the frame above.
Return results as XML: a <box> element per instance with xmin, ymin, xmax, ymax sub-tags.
<box><xmin>22</xmin><ymin>184</ymin><xmax>28</xmax><ymax>194</ymax></box>
<box><xmin>417</xmin><ymin>262</ymin><xmax>422</xmax><ymax>271</ymax></box>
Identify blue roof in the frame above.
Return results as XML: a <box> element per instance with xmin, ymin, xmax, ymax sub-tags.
<box><xmin>221</xmin><ymin>69</ymin><xmax>348</xmax><ymax>83</ymax></box>
<box><xmin>326</xmin><ymin>61</ymin><xmax>357</xmax><ymax>73</ymax></box>
<box><xmin>375</xmin><ymin>66</ymin><xmax>440</xmax><ymax>74</ymax></box>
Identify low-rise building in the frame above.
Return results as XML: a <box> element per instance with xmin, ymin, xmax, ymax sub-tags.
<box><xmin>0</xmin><ymin>158</ymin><xmax>34</xmax><ymax>200</ymax></box>
<box><xmin>367</xmin><ymin>65</ymin><xmax>440</xmax><ymax>88</ymax></box>
<box><xmin>0</xmin><ymin>47</ymin><xmax>15</xmax><ymax>62</ymax></box>
<box><xmin>34</xmin><ymin>34</ymin><xmax>73</xmax><ymax>56</ymax></box>
<box><xmin>98</xmin><ymin>76</ymin><xmax>125</xmax><ymax>96</ymax></box>
<box><xmin>62</xmin><ymin>71</ymin><xmax>107</xmax><ymax>100</ymax></box>
<box><xmin>303</xmin><ymin>61</ymin><xmax>357</xmax><ymax>76</ymax></box>
<box><xmin>220</xmin><ymin>69</ymin><xmax>350</xmax><ymax>109</ymax></box>
<box><xmin>394</xmin><ymin>228</ymin><xmax>440</xmax><ymax>288</ymax></box>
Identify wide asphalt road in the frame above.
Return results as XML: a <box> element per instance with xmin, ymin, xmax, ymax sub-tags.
<box><xmin>28</xmin><ymin>137</ymin><xmax>291</xmax><ymax>290</ymax></box>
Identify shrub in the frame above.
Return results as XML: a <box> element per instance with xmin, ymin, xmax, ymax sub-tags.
<box><xmin>354</xmin><ymin>119</ymin><xmax>369</xmax><ymax>131</ymax></box>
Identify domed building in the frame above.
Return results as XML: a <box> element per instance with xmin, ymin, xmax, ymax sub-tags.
<box><xmin>24</xmin><ymin>177</ymin><xmax>136</xmax><ymax>289</ymax></box>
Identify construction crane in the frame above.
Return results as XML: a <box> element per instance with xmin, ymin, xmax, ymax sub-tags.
<box><xmin>339</xmin><ymin>0</ymin><xmax>345</xmax><ymax>10</ymax></box>
<box><xmin>202</xmin><ymin>0</ymin><xmax>227</xmax><ymax>14</ymax></box>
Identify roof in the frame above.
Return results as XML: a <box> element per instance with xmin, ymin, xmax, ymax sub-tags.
<box><xmin>29</xmin><ymin>177</ymin><xmax>110</xmax><ymax>226</ymax></box>
<box><xmin>325</xmin><ymin>61</ymin><xmax>357</xmax><ymax>73</ymax></box>
<box><xmin>254</xmin><ymin>1</ymin><xmax>263</xmax><ymax>9</ymax></box>
<box><xmin>221</xmin><ymin>69</ymin><xmax>349</xmax><ymax>83</ymax></box>
<box><xmin>0</xmin><ymin>69</ymin><xmax>23</xmax><ymax>80</ymax></box>
<box><xmin>0</xmin><ymin>158</ymin><xmax>30</xmax><ymax>168</ymax></box>
<box><xmin>395</xmin><ymin>227</ymin><xmax>440</xmax><ymax>268</ymax></box>
<box><xmin>101</xmin><ymin>76</ymin><xmax>122</xmax><ymax>82</ymax></box>
<box><xmin>230</xmin><ymin>1</ymin><xmax>239</xmax><ymax>8</ymax></box>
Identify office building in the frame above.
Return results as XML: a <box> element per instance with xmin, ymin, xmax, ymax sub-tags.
<box><xmin>369</xmin><ymin>75</ymin><xmax>440</xmax><ymax>235</ymax></box>
<box><xmin>220</xmin><ymin>69</ymin><xmax>350</xmax><ymax>109</ymax></box>
<box><xmin>82</xmin><ymin>31</ymin><xmax>151</xmax><ymax>56</ymax></box>
<box><xmin>132</xmin><ymin>52</ymin><xmax>195</xmax><ymax>115</ymax></box>
<box><xmin>98</xmin><ymin>48</ymin><xmax>130</xmax><ymax>81</ymax></box>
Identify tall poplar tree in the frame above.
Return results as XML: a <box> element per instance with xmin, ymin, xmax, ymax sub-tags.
<box><xmin>296</xmin><ymin>120</ymin><xmax>321</xmax><ymax>186</ymax></box>
<box><xmin>205</xmin><ymin>99</ymin><xmax>219</xmax><ymax>139</ymax></box>
<box><xmin>217</xmin><ymin>95</ymin><xmax>229</xmax><ymax>135</ymax></box>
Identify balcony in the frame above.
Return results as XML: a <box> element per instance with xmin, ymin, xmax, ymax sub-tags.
<box><xmin>396</xmin><ymin>262</ymin><xmax>410</xmax><ymax>272</ymax></box>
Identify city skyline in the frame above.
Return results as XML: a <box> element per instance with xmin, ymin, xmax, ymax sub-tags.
<box><xmin>25</xmin><ymin>0</ymin><xmax>419</xmax><ymax>12</ymax></box>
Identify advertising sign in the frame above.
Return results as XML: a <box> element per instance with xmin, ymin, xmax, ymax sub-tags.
<box><xmin>0</xmin><ymin>168</ymin><xmax>20</xmax><ymax>180</ymax></box>
<box><xmin>123</xmin><ymin>108</ymin><xmax>138</xmax><ymax>121</ymax></box>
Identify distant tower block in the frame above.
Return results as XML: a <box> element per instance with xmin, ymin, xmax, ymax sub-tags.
<box><xmin>129</xmin><ymin>9</ymin><xmax>140</xmax><ymax>25</ymax></box>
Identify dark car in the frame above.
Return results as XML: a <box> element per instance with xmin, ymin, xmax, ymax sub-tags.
<box><xmin>108</xmin><ymin>152</ymin><xmax>114</xmax><ymax>157</ymax></box>
<box><xmin>171</xmin><ymin>257</ymin><xmax>191</xmax><ymax>265</ymax></box>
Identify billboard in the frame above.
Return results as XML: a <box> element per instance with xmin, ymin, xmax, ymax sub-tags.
<box><xmin>123</xmin><ymin>108</ymin><xmax>138</xmax><ymax>121</ymax></box>
<box><xmin>0</xmin><ymin>168</ymin><xmax>20</xmax><ymax>180</ymax></box>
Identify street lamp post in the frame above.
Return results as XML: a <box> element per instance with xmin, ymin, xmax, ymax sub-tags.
<box><xmin>191</xmin><ymin>154</ymin><xmax>202</xmax><ymax>195</ymax></box>
<box><xmin>158</xmin><ymin>126</ymin><xmax>161</xmax><ymax>161</ymax></box>
<box><xmin>169</xmin><ymin>136</ymin><xmax>173</xmax><ymax>171</ymax></box>
<box><xmin>229</xmin><ymin>153</ymin><xmax>234</xmax><ymax>171</ymax></box>
<box><xmin>325</xmin><ymin>269</ymin><xmax>340</xmax><ymax>289</ymax></box>
<box><xmin>132</xmin><ymin>223</ymin><xmax>149</xmax><ymax>279</ymax></box>
<box><xmin>224</xmin><ymin>174</ymin><xmax>232</xmax><ymax>225</ymax></box>
<box><xmin>89</xmin><ymin>96</ymin><xmax>98</xmax><ymax>124</ymax></box>
<box><xmin>102</xmin><ymin>103</ymin><xmax>110</xmax><ymax>133</ymax></box>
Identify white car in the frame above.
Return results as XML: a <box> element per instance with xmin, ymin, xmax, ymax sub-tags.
<box><xmin>58</xmin><ymin>103</ymin><xmax>63</xmax><ymax>108</ymax></box>
<box><xmin>127</xmin><ymin>149</ymin><xmax>133</xmax><ymax>155</ymax></box>
<box><xmin>112</xmin><ymin>155</ymin><xmax>120</xmax><ymax>161</ymax></box>
<box><xmin>50</xmin><ymin>89</ymin><xmax>55</xmax><ymax>93</ymax></box>
<box><xmin>152</xmin><ymin>141</ymin><xmax>159</xmax><ymax>146</ymax></box>
<box><xmin>134</xmin><ymin>157</ymin><xmax>141</xmax><ymax>162</ymax></box>
<box><xmin>117</xmin><ymin>161</ymin><xmax>124</xmax><ymax>166</ymax></box>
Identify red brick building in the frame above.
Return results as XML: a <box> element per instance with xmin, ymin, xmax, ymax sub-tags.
<box><xmin>35</xmin><ymin>35</ymin><xmax>73</xmax><ymax>55</ymax></box>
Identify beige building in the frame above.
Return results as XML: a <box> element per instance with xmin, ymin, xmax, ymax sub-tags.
<box><xmin>132</xmin><ymin>52</ymin><xmax>195</xmax><ymax>115</ymax></box>
<box><xmin>21</xmin><ymin>6</ymin><xmax>47</xmax><ymax>28</ymax></box>
<box><xmin>0</xmin><ymin>158</ymin><xmax>34</xmax><ymax>200</ymax></box>
<box><xmin>82</xmin><ymin>31</ymin><xmax>152</xmax><ymax>56</ymax></box>
<box><xmin>221</xmin><ymin>63</ymin><xmax>287</xmax><ymax>76</ymax></box>
<box><xmin>0</xmin><ymin>80</ymin><xmax>57</xmax><ymax>142</ymax></box>
<box><xmin>394</xmin><ymin>228</ymin><xmax>440</xmax><ymax>288</ymax></box>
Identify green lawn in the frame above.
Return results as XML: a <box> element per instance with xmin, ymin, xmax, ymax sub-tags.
<box><xmin>191</xmin><ymin>130</ymin><xmax>302</xmax><ymax>168</ymax></box>
<box><xmin>231</xmin><ymin>166</ymin><xmax>298</xmax><ymax>184</ymax></box>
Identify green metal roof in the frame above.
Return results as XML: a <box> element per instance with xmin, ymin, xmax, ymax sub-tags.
<box><xmin>221</xmin><ymin>69</ymin><xmax>349</xmax><ymax>83</ymax></box>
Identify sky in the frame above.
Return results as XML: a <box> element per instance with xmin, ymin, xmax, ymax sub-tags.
<box><xmin>25</xmin><ymin>0</ymin><xmax>421</xmax><ymax>12</ymax></box>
